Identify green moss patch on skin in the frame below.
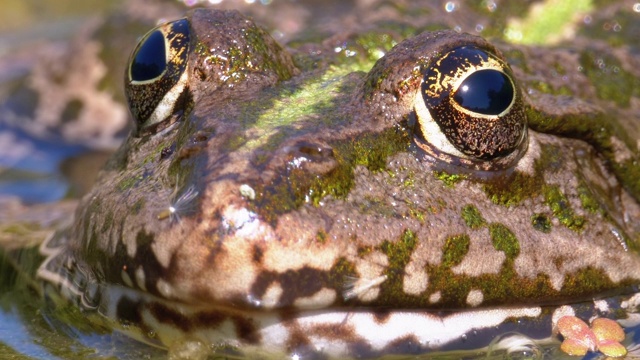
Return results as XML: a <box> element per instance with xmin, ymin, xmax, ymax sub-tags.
<box><xmin>414</xmin><ymin>251</ymin><xmax>629</xmax><ymax>309</ymax></box>
<box><xmin>99</xmin><ymin>211</ymin><xmax>114</xmax><ymax>234</ymax></box>
<box><xmin>489</xmin><ymin>223</ymin><xmax>520</xmax><ymax>259</ymax></box>
<box><xmin>461</xmin><ymin>205</ymin><xmax>486</xmax><ymax>229</ymax></box>
<box><xmin>441</xmin><ymin>234</ymin><xmax>471</xmax><ymax>268</ymax></box>
<box><xmin>482</xmin><ymin>143</ymin><xmax>589</xmax><ymax>208</ymax></box>
<box><xmin>482</xmin><ymin>171</ymin><xmax>543</xmax><ymax>207</ymax></box>
<box><xmin>375</xmin><ymin>230</ymin><xmax>419</xmax><ymax>303</ymax></box>
<box><xmin>483</xmin><ymin>141</ymin><xmax>565</xmax><ymax>206</ymax></box>
<box><xmin>116</xmin><ymin>175</ymin><xmax>140</xmax><ymax>192</ymax></box>
<box><xmin>408</xmin><ymin>206</ymin><xmax>427</xmax><ymax>222</ymax></box>
<box><xmin>366</xmin><ymin>230</ymin><xmax>633</xmax><ymax>309</ymax></box>
<box><xmin>527</xmin><ymin>81</ymin><xmax>573</xmax><ymax>97</ymax></box>
<box><xmin>576</xmin><ymin>181</ymin><xmax>602</xmax><ymax>214</ymax></box>
<box><xmin>253</xmin><ymin>125</ymin><xmax>411</xmax><ymax>224</ymax></box>
<box><xmin>327</xmin><ymin>257</ymin><xmax>358</xmax><ymax>294</ymax></box>
<box><xmin>353</xmin><ymin>32</ymin><xmax>399</xmax><ymax>64</ymax></box>
<box><xmin>379</xmin><ymin>230</ymin><xmax>418</xmax><ymax>267</ymax></box>
<box><xmin>544</xmin><ymin>185</ymin><xmax>586</xmax><ymax>231</ymax></box>
<box><xmin>308</xmin><ymin>126</ymin><xmax>411</xmax><ymax>204</ymax></box>
<box><xmin>0</xmin><ymin>223</ymin><xmax>41</xmax><ymax>237</ymax></box>
<box><xmin>433</xmin><ymin>171</ymin><xmax>467</xmax><ymax>188</ymax></box>
<box><xmin>315</xmin><ymin>230</ymin><xmax>327</xmax><ymax>244</ymax></box>
<box><xmin>142</xmin><ymin>142</ymin><xmax>171</xmax><ymax>165</ymax></box>
<box><xmin>243</xmin><ymin>66</ymin><xmax>361</xmax><ymax>153</ymax></box>
<box><xmin>611</xmin><ymin>159</ymin><xmax>640</xmax><ymax>206</ymax></box>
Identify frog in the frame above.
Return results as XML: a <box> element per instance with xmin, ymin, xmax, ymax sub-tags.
<box><xmin>4</xmin><ymin>1</ymin><xmax>640</xmax><ymax>359</ymax></box>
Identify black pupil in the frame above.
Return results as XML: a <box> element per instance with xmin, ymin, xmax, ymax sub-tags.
<box><xmin>453</xmin><ymin>69</ymin><xmax>514</xmax><ymax>115</ymax></box>
<box><xmin>131</xmin><ymin>30</ymin><xmax>166</xmax><ymax>81</ymax></box>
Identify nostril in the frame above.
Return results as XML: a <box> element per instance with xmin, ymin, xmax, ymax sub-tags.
<box><xmin>193</xmin><ymin>130</ymin><xmax>211</xmax><ymax>143</ymax></box>
<box><xmin>287</xmin><ymin>140</ymin><xmax>337</xmax><ymax>175</ymax></box>
<box><xmin>295</xmin><ymin>141</ymin><xmax>335</xmax><ymax>160</ymax></box>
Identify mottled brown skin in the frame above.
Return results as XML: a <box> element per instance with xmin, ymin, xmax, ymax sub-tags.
<box><xmin>44</xmin><ymin>8</ymin><xmax>640</xmax><ymax>308</ymax></box>
<box><xmin>34</xmin><ymin>5</ymin><xmax>640</xmax><ymax>358</ymax></box>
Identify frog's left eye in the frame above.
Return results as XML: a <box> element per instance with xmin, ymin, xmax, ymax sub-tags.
<box><xmin>414</xmin><ymin>45</ymin><xmax>527</xmax><ymax>169</ymax></box>
<box><xmin>125</xmin><ymin>18</ymin><xmax>190</xmax><ymax>133</ymax></box>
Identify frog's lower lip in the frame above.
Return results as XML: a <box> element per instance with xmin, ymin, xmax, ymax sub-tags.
<box><xmin>40</xmin><ymin>253</ymin><xmax>640</xmax><ymax>358</ymax></box>
<box><xmin>86</xmin><ymin>287</ymin><xmax>640</xmax><ymax>357</ymax></box>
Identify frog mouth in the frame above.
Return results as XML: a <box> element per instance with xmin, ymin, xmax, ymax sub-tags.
<box><xmin>38</xmin><ymin>238</ymin><xmax>640</xmax><ymax>359</ymax></box>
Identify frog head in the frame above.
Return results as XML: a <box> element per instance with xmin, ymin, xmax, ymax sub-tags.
<box><xmin>38</xmin><ymin>8</ymin><xmax>640</xmax><ymax>358</ymax></box>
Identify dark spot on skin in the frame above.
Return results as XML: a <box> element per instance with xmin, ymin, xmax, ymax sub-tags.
<box><xmin>195</xmin><ymin>66</ymin><xmax>207</xmax><ymax>81</ymax></box>
<box><xmin>292</xmin><ymin>321</ymin><xmax>367</xmax><ymax>359</ymax></box>
<box><xmin>531</xmin><ymin>213</ymin><xmax>552</xmax><ymax>233</ymax></box>
<box><xmin>309</xmin><ymin>322</ymin><xmax>356</xmax><ymax>342</ymax></box>
<box><xmin>372</xmin><ymin>309</ymin><xmax>391</xmax><ymax>324</ymax></box>
<box><xmin>126</xmin><ymin>229</ymin><xmax>168</xmax><ymax>296</ymax></box>
<box><xmin>553</xmin><ymin>257</ymin><xmax>565</xmax><ymax>270</ymax></box>
<box><xmin>148</xmin><ymin>302</ymin><xmax>192</xmax><ymax>332</ymax></box>
<box><xmin>160</xmin><ymin>143</ymin><xmax>175</xmax><ymax>160</ymax></box>
<box><xmin>60</xmin><ymin>98</ymin><xmax>84</xmax><ymax>124</ymax></box>
<box><xmin>250</xmin><ymin>267</ymin><xmax>330</xmax><ymax>307</ymax></box>
<box><xmin>291</xmin><ymin>141</ymin><xmax>338</xmax><ymax>175</ymax></box>
<box><xmin>144</xmin><ymin>301</ymin><xmax>261</xmax><ymax>345</ymax></box>
<box><xmin>148</xmin><ymin>302</ymin><xmax>232</xmax><ymax>333</ymax></box>
<box><xmin>193</xmin><ymin>311</ymin><xmax>228</xmax><ymax>329</ymax></box>
<box><xmin>252</xmin><ymin>244</ymin><xmax>264</xmax><ymax>263</ymax></box>
<box><xmin>116</xmin><ymin>296</ymin><xmax>143</xmax><ymax>325</ymax></box>
<box><xmin>232</xmin><ymin>316</ymin><xmax>260</xmax><ymax>344</ymax></box>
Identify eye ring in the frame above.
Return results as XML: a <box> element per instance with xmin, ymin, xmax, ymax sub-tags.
<box><xmin>125</xmin><ymin>18</ymin><xmax>191</xmax><ymax>133</ymax></box>
<box><xmin>414</xmin><ymin>45</ymin><xmax>527</xmax><ymax>170</ymax></box>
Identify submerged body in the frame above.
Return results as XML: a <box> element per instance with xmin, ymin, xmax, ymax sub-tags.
<box><xmin>25</xmin><ymin>3</ymin><xmax>640</xmax><ymax>359</ymax></box>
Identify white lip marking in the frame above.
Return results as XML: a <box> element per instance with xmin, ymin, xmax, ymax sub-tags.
<box><xmin>277</xmin><ymin>307</ymin><xmax>542</xmax><ymax>353</ymax></box>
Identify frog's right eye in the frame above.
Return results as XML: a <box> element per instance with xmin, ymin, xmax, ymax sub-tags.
<box><xmin>413</xmin><ymin>45</ymin><xmax>527</xmax><ymax>170</ymax></box>
<box><xmin>125</xmin><ymin>18</ymin><xmax>190</xmax><ymax>133</ymax></box>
